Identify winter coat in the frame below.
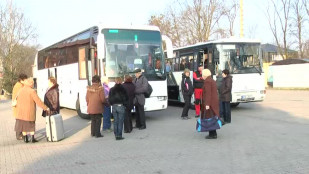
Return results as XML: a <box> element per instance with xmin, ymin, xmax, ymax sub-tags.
<box><xmin>42</xmin><ymin>84</ymin><xmax>60</xmax><ymax>116</ymax></box>
<box><xmin>122</xmin><ymin>82</ymin><xmax>136</xmax><ymax>110</ymax></box>
<box><xmin>133</xmin><ymin>75</ymin><xmax>148</xmax><ymax>106</ymax></box>
<box><xmin>12</xmin><ymin>81</ymin><xmax>23</xmax><ymax>118</ymax></box>
<box><xmin>109</xmin><ymin>84</ymin><xmax>129</xmax><ymax>107</ymax></box>
<box><xmin>86</xmin><ymin>83</ymin><xmax>105</xmax><ymax>114</ymax></box>
<box><xmin>201</xmin><ymin>77</ymin><xmax>220</xmax><ymax>119</ymax></box>
<box><xmin>16</xmin><ymin>86</ymin><xmax>48</xmax><ymax>122</ymax></box>
<box><xmin>181</xmin><ymin>73</ymin><xmax>193</xmax><ymax>96</ymax></box>
<box><xmin>220</xmin><ymin>75</ymin><xmax>233</xmax><ymax>102</ymax></box>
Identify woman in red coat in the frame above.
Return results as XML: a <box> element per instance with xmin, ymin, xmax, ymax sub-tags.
<box><xmin>201</xmin><ymin>69</ymin><xmax>220</xmax><ymax>139</ymax></box>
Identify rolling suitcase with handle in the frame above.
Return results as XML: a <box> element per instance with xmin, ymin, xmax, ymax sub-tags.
<box><xmin>46</xmin><ymin>114</ymin><xmax>65</xmax><ymax>142</ymax></box>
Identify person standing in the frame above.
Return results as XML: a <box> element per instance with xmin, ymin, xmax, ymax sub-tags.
<box><xmin>133</xmin><ymin>68</ymin><xmax>148</xmax><ymax>130</ymax></box>
<box><xmin>179</xmin><ymin>59</ymin><xmax>186</xmax><ymax>70</ymax></box>
<box><xmin>201</xmin><ymin>69</ymin><xmax>220</xmax><ymax>139</ymax></box>
<box><xmin>165</xmin><ymin>60</ymin><xmax>171</xmax><ymax>73</ymax></box>
<box><xmin>181</xmin><ymin>69</ymin><xmax>193</xmax><ymax>120</ymax></box>
<box><xmin>219</xmin><ymin>69</ymin><xmax>233</xmax><ymax>123</ymax></box>
<box><xmin>15</xmin><ymin>78</ymin><xmax>49</xmax><ymax>143</ymax></box>
<box><xmin>101</xmin><ymin>76</ymin><xmax>112</xmax><ymax>132</ymax></box>
<box><xmin>42</xmin><ymin>77</ymin><xmax>60</xmax><ymax>117</ymax></box>
<box><xmin>193</xmin><ymin>63</ymin><xmax>204</xmax><ymax>118</ymax></box>
<box><xmin>122</xmin><ymin>75</ymin><xmax>135</xmax><ymax>133</ymax></box>
<box><xmin>109</xmin><ymin>77</ymin><xmax>128</xmax><ymax>140</ymax></box>
<box><xmin>12</xmin><ymin>73</ymin><xmax>28</xmax><ymax>140</ymax></box>
<box><xmin>86</xmin><ymin>75</ymin><xmax>105</xmax><ymax>138</ymax></box>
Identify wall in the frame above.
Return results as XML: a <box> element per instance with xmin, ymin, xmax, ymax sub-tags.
<box><xmin>272</xmin><ymin>64</ymin><xmax>309</xmax><ymax>89</ymax></box>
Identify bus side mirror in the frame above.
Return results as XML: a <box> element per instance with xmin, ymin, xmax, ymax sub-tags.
<box><xmin>162</xmin><ymin>35</ymin><xmax>173</xmax><ymax>58</ymax></box>
<box><xmin>97</xmin><ymin>34</ymin><xmax>105</xmax><ymax>59</ymax></box>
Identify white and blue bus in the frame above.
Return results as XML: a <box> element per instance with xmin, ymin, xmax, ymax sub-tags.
<box><xmin>33</xmin><ymin>25</ymin><xmax>173</xmax><ymax>118</ymax></box>
<box><xmin>167</xmin><ymin>37</ymin><xmax>266</xmax><ymax>107</ymax></box>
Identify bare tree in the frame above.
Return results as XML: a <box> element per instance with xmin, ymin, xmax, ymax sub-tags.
<box><xmin>180</xmin><ymin>0</ymin><xmax>225</xmax><ymax>44</ymax></box>
<box><xmin>291</xmin><ymin>0</ymin><xmax>306</xmax><ymax>58</ymax></box>
<box><xmin>149</xmin><ymin>0</ymin><xmax>229</xmax><ymax>47</ymax></box>
<box><xmin>266</xmin><ymin>0</ymin><xmax>292</xmax><ymax>59</ymax></box>
<box><xmin>0</xmin><ymin>1</ymin><xmax>37</xmax><ymax>93</ymax></box>
<box><xmin>223</xmin><ymin>0</ymin><xmax>239</xmax><ymax>36</ymax></box>
<box><xmin>149</xmin><ymin>5</ymin><xmax>184</xmax><ymax>47</ymax></box>
<box><xmin>303</xmin><ymin>0</ymin><xmax>309</xmax><ymax>16</ymax></box>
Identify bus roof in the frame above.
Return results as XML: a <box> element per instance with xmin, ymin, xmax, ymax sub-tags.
<box><xmin>39</xmin><ymin>25</ymin><xmax>160</xmax><ymax>51</ymax></box>
<box><xmin>173</xmin><ymin>37</ymin><xmax>261</xmax><ymax>51</ymax></box>
<box><xmin>98</xmin><ymin>24</ymin><xmax>160</xmax><ymax>32</ymax></box>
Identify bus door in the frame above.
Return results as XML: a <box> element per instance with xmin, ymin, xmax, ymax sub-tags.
<box><xmin>36</xmin><ymin>69</ymin><xmax>49</xmax><ymax>100</ymax></box>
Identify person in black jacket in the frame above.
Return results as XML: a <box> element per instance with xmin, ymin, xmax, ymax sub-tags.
<box><xmin>181</xmin><ymin>69</ymin><xmax>193</xmax><ymax>120</ymax></box>
<box><xmin>109</xmin><ymin>77</ymin><xmax>129</xmax><ymax>140</ymax></box>
<box><xmin>219</xmin><ymin>69</ymin><xmax>233</xmax><ymax>123</ymax></box>
<box><xmin>122</xmin><ymin>75</ymin><xmax>135</xmax><ymax>133</ymax></box>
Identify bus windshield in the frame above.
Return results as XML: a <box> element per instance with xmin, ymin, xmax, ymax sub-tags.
<box><xmin>103</xmin><ymin>29</ymin><xmax>166</xmax><ymax>80</ymax></box>
<box><xmin>216</xmin><ymin>43</ymin><xmax>262</xmax><ymax>74</ymax></box>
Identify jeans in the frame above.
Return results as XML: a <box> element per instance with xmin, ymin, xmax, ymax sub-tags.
<box><xmin>102</xmin><ymin>105</ymin><xmax>111</xmax><ymax>130</ymax></box>
<box><xmin>220</xmin><ymin>101</ymin><xmax>231</xmax><ymax>123</ymax></box>
<box><xmin>112</xmin><ymin>104</ymin><xmax>125</xmax><ymax>138</ymax></box>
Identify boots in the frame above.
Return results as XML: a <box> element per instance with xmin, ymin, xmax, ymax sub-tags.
<box><xmin>31</xmin><ymin>135</ymin><xmax>38</xmax><ymax>143</ymax></box>
<box><xmin>23</xmin><ymin>135</ymin><xmax>29</xmax><ymax>143</ymax></box>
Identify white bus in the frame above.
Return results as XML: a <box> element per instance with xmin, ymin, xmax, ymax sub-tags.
<box><xmin>33</xmin><ymin>25</ymin><xmax>173</xmax><ymax>119</ymax></box>
<box><xmin>166</xmin><ymin>37</ymin><xmax>266</xmax><ymax>107</ymax></box>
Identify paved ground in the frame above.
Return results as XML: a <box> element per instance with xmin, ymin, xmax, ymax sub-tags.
<box><xmin>0</xmin><ymin>89</ymin><xmax>309</xmax><ymax>174</ymax></box>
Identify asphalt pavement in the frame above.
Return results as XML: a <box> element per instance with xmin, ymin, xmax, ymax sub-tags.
<box><xmin>0</xmin><ymin>89</ymin><xmax>308</xmax><ymax>174</ymax></box>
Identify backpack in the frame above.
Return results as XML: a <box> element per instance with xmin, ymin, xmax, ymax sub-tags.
<box><xmin>144</xmin><ymin>83</ymin><xmax>153</xmax><ymax>98</ymax></box>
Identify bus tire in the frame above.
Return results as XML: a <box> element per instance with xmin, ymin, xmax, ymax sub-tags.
<box><xmin>76</xmin><ymin>98</ymin><xmax>90</xmax><ymax>119</ymax></box>
<box><xmin>230</xmin><ymin>102</ymin><xmax>240</xmax><ymax>108</ymax></box>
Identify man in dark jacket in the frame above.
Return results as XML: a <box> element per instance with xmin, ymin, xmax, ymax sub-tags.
<box><xmin>132</xmin><ymin>68</ymin><xmax>148</xmax><ymax>130</ymax></box>
<box><xmin>219</xmin><ymin>69</ymin><xmax>233</xmax><ymax>123</ymax></box>
<box><xmin>86</xmin><ymin>75</ymin><xmax>105</xmax><ymax>138</ymax></box>
<box><xmin>109</xmin><ymin>77</ymin><xmax>129</xmax><ymax>140</ymax></box>
<box><xmin>181</xmin><ymin>69</ymin><xmax>193</xmax><ymax>119</ymax></box>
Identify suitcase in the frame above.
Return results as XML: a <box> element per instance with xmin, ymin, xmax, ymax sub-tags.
<box><xmin>46</xmin><ymin>114</ymin><xmax>65</xmax><ymax>142</ymax></box>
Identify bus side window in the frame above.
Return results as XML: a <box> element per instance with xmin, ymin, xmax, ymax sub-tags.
<box><xmin>174</xmin><ymin>58</ymin><xmax>179</xmax><ymax>71</ymax></box>
<box><xmin>79</xmin><ymin>47</ymin><xmax>87</xmax><ymax>79</ymax></box>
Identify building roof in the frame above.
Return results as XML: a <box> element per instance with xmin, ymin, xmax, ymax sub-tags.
<box><xmin>261</xmin><ymin>43</ymin><xmax>296</xmax><ymax>53</ymax></box>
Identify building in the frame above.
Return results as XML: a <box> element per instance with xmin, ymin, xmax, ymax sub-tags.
<box><xmin>261</xmin><ymin>43</ymin><xmax>297</xmax><ymax>63</ymax></box>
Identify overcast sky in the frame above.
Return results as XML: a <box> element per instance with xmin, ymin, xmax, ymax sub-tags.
<box><xmin>3</xmin><ymin>0</ymin><xmax>274</xmax><ymax>48</ymax></box>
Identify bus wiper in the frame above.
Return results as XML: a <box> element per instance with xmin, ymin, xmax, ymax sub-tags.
<box><xmin>252</xmin><ymin>65</ymin><xmax>262</xmax><ymax>75</ymax></box>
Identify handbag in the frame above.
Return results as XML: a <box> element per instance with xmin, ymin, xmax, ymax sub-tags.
<box><xmin>12</xmin><ymin>90</ymin><xmax>21</xmax><ymax>107</ymax></box>
<box><xmin>196</xmin><ymin>116</ymin><xmax>222</xmax><ymax>132</ymax></box>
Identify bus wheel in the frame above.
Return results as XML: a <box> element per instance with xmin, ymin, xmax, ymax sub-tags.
<box><xmin>76</xmin><ymin>98</ymin><xmax>90</xmax><ymax>119</ymax></box>
<box><xmin>230</xmin><ymin>102</ymin><xmax>240</xmax><ymax>108</ymax></box>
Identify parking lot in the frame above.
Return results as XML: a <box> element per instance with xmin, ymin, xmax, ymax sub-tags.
<box><xmin>0</xmin><ymin>89</ymin><xmax>309</xmax><ymax>174</ymax></box>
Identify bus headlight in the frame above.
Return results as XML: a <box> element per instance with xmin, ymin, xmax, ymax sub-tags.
<box><xmin>260</xmin><ymin>90</ymin><xmax>266</xmax><ymax>94</ymax></box>
<box><xmin>157</xmin><ymin>96</ymin><xmax>167</xmax><ymax>101</ymax></box>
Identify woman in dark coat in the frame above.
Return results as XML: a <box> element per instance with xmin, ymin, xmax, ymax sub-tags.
<box><xmin>42</xmin><ymin>77</ymin><xmax>60</xmax><ymax>117</ymax></box>
<box><xmin>181</xmin><ymin>69</ymin><xmax>193</xmax><ymax>119</ymax></box>
<box><xmin>220</xmin><ymin>69</ymin><xmax>233</xmax><ymax>123</ymax></box>
<box><xmin>122</xmin><ymin>75</ymin><xmax>135</xmax><ymax>133</ymax></box>
<box><xmin>201</xmin><ymin>69</ymin><xmax>220</xmax><ymax>139</ymax></box>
